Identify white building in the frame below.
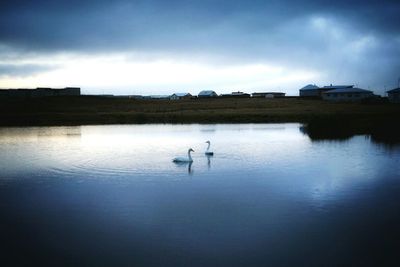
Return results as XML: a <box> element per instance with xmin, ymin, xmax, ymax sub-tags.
<box><xmin>143</xmin><ymin>95</ymin><xmax>170</xmax><ymax>100</ymax></box>
<box><xmin>220</xmin><ymin>91</ymin><xmax>251</xmax><ymax>98</ymax></box>
<box><xmin>252</xmin><ymin>92</ymin><xmax>285</xmax><ymax>98</ymax></box>
<box><xmin>198</xmin><ymin>90</ymin><xmax>218</xmax><ymax>98</ymax></box>
<box><xmin>170</xmin><ymin>93</ymin><xmax>192</xmax><ymax>100</ymax></box>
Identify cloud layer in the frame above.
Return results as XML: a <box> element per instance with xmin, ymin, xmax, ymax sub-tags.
<box><xmin>1</xmin><ymin>0</ymin><xmax>399</xmax><ymax>94</ymax></box>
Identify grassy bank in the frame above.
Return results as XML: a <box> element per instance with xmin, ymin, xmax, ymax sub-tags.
<box><xmin>1</xmin><ymin>96</ymin><xmax>399</xmax><ymax>126</ymax></box>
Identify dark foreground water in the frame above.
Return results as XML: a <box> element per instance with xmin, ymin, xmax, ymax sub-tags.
<box><xmin>0</xmin><ymin>124</ymin><xmax>399</xmax><ymax>267</ymax></box>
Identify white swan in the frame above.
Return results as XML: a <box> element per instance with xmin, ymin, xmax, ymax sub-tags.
<box><xmin>205</xmin><ymin>141</ymin><xmax>214</xmax><ymax>156</ymax></box>
<box><xmin>173</xmin><ymin>148</ymin><xmax>194</xmax><ymax>162</ymax></box>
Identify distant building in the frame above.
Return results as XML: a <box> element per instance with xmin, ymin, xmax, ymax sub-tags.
<box><xmin>322</xmin><ymin>87</ymin><xmax>374</xmax><ymax>102</ymax></box>
<box><xmin>97</xmin><ymin>94</ymin><xmax>114</xmax><ymax>97</ymax></box>
<box><xmin>300</xmin><ymin>84</ymin><xmax>355</xmax><ymax>98</ymax></box>
<box><xmin>144</xmin><ymin>95</ymin><xmax>170</xmax><ymax>100</ymax></box>
<box><xmin>129</xmin><ymin>95</ymin><xmax>145</xmax><ymax>99</ymax></box>
<box><xmin>35</xmin><ymin>87</ymin><xmax>81</xmax><ymax>97</ymax></box>
<box><xmin>252</xmin><ymin>92</ymin><xmax>285</xmax><ymax>98</ymax></box>
<box><xmin>299</xmin><ymin>84</ymin><xmax>322</xmax><ymax>97</ymax></box>
<box><xmin>220</xmin><ymin>91</ymin><xmax>251</xmax><ymax>98</ymax></box>
<box><xmin>57</xmin><ymin>87</ymin><xmax>81</xmax><ymax>96</ymax></box>
<box><xmin>198</xmin><ymin>90</ymin><xmax>218</xmax><ymax>98</ymax></box>
<box><xmin>0</xmin><ymin>87</ymin><xmax>80</xmax><ymax>98</ymax></box>
<box><xmin>170</xmin><ymin>93</ymin><xmax>192</xmax><ymax>100</ymax></box>
<box><xmin>387</xmin><ymin>88</ymin><xmax>400</xmax><ymax>103</ymax></box>
<box><xmin>322</xmin><ymin>85</ymin><xmax>354</xmax><ymax>90</ymax></box>
<box><xmin>32</xmin><ymin>87</ymin><xmax>56</xmax><ymax>97</ymax></box>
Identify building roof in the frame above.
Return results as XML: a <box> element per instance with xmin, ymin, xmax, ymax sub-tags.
<box><xmin>198</xmin><ymin>90</ymin><xmax>216</xmax><ymax>96</ymax></box>
<box><xmin>221</xmin><ymin>92</ymin><xmax>251</xmax><ymax>97</ymax></box>
<box><xmin>253</xmin><ymin>92</ymin><xmax>285</xmax><ymax>94</ymax></box>
<box><xmin>387</xmin><ymin>88</ymin><xmax>400</xmax><ymax>93</ymax></box>
<box><xmin>324</xmin><ymin>87</ymin><xmax>373</xmax><ymax>94</ymax></box>
<box><xmin>300</xmin><ymin>84</ymin><xmax>319</xmax><ymax>90</ymax></box>
<box><xmin>148</xmin><ymin>95</ymin><xmax>170</xmax><ymax>99</ymax></box>
<box><xmin>172</xmin><ymin>93</ymin><xmax>191</xmax><ymax>97</ymax></box>
<box><xmin>231</xmin><ymin>91</ymin><xmax>247</xmax><ymax>95</ymax></box>
<box><xmin>322</xmin><ymin>85</ymin><xmax>354</xmax><ymax>89</ymax></box>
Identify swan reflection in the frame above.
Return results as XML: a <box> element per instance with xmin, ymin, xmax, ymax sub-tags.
<box><xmin>206</xmin><ymin>154</ymin><xmax>212</xmax><ymax>170</ymax></box>
<box><xmin>173</xmin><ymin>161</ymin><xmax>193</xmax><ymax>175</ymax></box>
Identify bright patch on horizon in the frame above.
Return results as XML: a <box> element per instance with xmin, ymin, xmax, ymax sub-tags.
<box><xmin>0</xmin><ymin>54</ymin><xmax>318</xmax><ymax>94</ymax></box>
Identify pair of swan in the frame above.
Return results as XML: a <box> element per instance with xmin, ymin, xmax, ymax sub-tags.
<box><xmin>172</xmin><ymin>141</ymin><xmax>214</xmax><ymax>163</ymax></box>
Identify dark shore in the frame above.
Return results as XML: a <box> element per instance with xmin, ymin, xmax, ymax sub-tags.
<box><xmin>2</xmin><ymin>96</ymin><xmax>400</xmax><ymax>144</ymax></box>
<box><xmin>1</xmin><ymin>96</ymin><xmax>399</xmax><ymax>125</ymax></box>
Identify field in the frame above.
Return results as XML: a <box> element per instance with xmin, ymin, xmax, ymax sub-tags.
<box><xmin>1</xmin><ymin>96</ymin><xmax>399</xmax><ymax>127</ymax></box>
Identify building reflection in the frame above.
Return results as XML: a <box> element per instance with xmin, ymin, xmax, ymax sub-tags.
<box><xmin>299</xmin><ymin>122</ymin><xmax>400</xmax><ymax>148</ymax></box>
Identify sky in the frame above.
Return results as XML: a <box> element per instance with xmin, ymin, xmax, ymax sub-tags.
<box><xmin>0</xmin><ymin>0</ymin><xmax>399</xmax><ymax>96</ymax></box>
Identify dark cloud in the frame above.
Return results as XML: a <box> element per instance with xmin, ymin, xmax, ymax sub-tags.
<box><xmin>0</xmin><ymin>0</ymin><xmax>399</xmax><ymax>91</ymax></box>
<box><xmin>0</xmin><ymin>0</ymin><xmax>399</xmax><ymax>52</ymax></box>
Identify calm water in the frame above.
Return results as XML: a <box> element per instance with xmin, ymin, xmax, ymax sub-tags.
<box><xmin>0</xmin><ymin>124</ymin><xmax>399</xmax><ymax>266</ymax></box>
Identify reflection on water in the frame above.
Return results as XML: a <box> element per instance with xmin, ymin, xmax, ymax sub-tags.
<box><xmin>0</xmin><ymin>124</ymin><xmax>399</xmax><ymax>266</ymax></box>
<box><xmin>0</xmin><ymin>126</ymin><xmax>81</xmax><ymax>142</ymax></box>
<box><xmin>173</xmin><ymin>161</ymin><xmax>193</xmax><ymax>175</ymax></box>
<box><xmin>206</xmin><ymin>154</ymin><xmax>212</xmax><ymax>170</ymax></box>
<box><xmin>300</xmin><ymin>120</ymin><xmax>400</xmax><ymax>147</ymax></box>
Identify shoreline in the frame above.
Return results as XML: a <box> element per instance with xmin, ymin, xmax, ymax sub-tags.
<box><xmin>1</xmin><ymin>96</ymin><xmax>399</xmax><ymax>127</ymax></box>
<box><xmin>1</xmin><ymin>96</ymin><xmax>399</xmax><ymax>145</ymax></box>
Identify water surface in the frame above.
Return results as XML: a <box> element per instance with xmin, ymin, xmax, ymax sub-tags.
<box><xmin>0</xmin><ymin>124</ymin><xmax>399</xmax><ymax>266</ymax></box>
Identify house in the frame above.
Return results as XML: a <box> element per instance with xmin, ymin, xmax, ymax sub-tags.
<box><xmin>170</xmin><ymin>93</ymin><xmax>192</xmax><ymax>100</ymax></box>
<box><xmin>220</xmin><ymin>91</ymin><xmax>251</xmax><ymax>98</ymax></box>
<box><xmin>252</xmin><ymin>92</ymin><xmax>285</xmax><ymax>98</ymax></box>
<box><xmin>299</xmin><ymin>84</ymin><xmax>322</xmax><ymax>97</ymax></box>
<box><xmin>322</xmin><ymin>87</ymin><xmax>374</xmax><ymax>102</ymax></box>
<box><xmin>300</xmin><ymin>84</ymin><xmax>355</xmax><ymax>98</ymax></box>
<box><xmin>129</xmin><ymin>95</ymin><xmax>145</xmax><ymax>99</ymax></box>
<box><xmin>387</xmin><ymin>88</ymin><xmax>400</xmax><ymax>103</ymax></box>
<box><xmin>198</xmin><ymin>90</ymin><xmax>218</xmax><ymax>98</ymax></box>
<box><xmin>144</xmin><ymin>95</ymin><xmax>170</xmax><ymax>100</ymax></box>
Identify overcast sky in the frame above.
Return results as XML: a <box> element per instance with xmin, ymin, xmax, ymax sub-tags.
<box><xmin>0</xmin><ymin>0</ymin><xmax>399</xmax><ymax>95</ymax></box>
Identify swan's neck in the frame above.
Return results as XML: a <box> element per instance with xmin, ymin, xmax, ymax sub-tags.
<box><xmin>207</xmin><ymin>143</ymin><xmax>210</xmax><ymax>150</ymax></box>
<box><xmin>188</xmin><ymin>150</ymin><xmax>193</xmax><ymax>161</ymax></box>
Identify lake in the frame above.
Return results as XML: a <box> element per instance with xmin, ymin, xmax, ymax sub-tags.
<box><xmin>0</xmin><ymin>124</ymin><xmax>399</xmax><ymax>266</ymax></box>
